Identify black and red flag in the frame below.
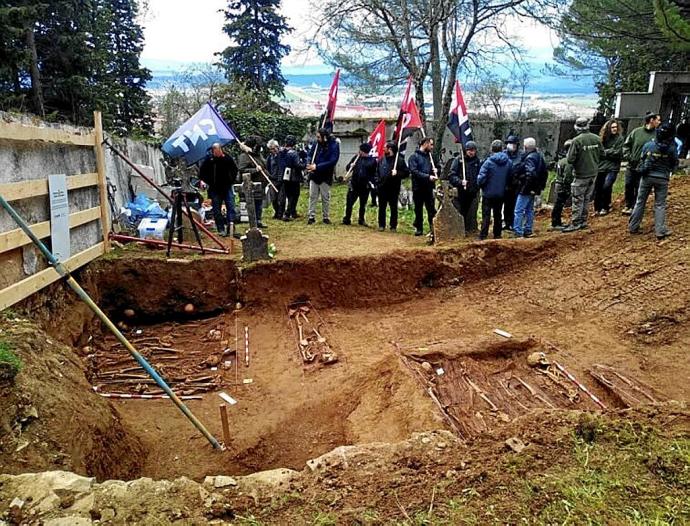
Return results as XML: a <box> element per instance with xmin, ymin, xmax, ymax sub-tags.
<box><xmin>368</xmin><ymin>119</ymin><xmax>387</xmax><ymax>159</ymax></box>
<box><xmin>392</xmin><ymin>76</ymin><xmax>423</xmax><ymax>147</ymax></box>
<box><xmin>321</xmin><ymin>69</ymin><xmax>340</xmax><ymax>132</ymax></box>
<box><xmin>447</xmin><ymin>80</ymin><xmax>473</xmax><ymax>147</ymax></box>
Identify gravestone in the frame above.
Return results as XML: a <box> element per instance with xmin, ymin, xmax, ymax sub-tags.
<box><xmin>433</xmin><ymin>181</ymin><xmax>465</xmax><ymax>244</ymax></box>
<box><xmin>240</xmin><ymin>174</ymin><xmax>270</xmax><ymax>261</ymax></box>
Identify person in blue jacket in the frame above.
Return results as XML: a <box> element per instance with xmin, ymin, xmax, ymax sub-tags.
<box><xmin>477</xmin><ymin>139</ymin><xmax>512</xmax><ymax>240</ymax></box>
<box><xmin>306</xmin><ymin>128</ymin><xmax>340</xmax><ymax>224</ymax></box>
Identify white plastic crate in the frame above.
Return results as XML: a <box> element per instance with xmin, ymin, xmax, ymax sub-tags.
<box><xmin>137</xmin><ymin>217</ymin><xmax>168</xmax><ymax>240</ymax></box>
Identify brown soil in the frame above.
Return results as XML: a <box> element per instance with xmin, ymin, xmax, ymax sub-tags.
<box><xmin>2</xmin><ymin>177</ymin><xmax>690</xmax><ymax>520</ymax></box>
<box><xmin>0</xmin><ymin>317</ymin><xmax>144</xmax><ymax>481</ymax></box>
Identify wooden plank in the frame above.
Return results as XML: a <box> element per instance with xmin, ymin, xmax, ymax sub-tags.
<box><xmin>0</xmin><ymin>206</ymin><xmax>101</xmax><ymax>254</ymax></box>
<box><xmin>93</xmin><ymin>111</ymin><xmax>111</xmax><ymax>251</ymax></box>
<box><xmin>0</xmin><ymin>242</ymin><xmax>105</xmax><ymax>311</ymax></box>
<box><xmin>0</xmin><ymin>121</ymin><xmax>96</xmax><ymax>146</ymax></box>
<box><xmin>0</xmin><ymin>173</ymin><xmax>99</xmax><ymax>202</ymax></box>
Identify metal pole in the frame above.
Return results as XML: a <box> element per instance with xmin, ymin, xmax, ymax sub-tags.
<box><xmin>0</xmin><ymin>193</ymin><xmax>221</xmax><ymax>450</ymax></box>
<box><xmin>110</xmin><ymin>233</ymin><xmax>227</xmax><ymax>254</ymax></box>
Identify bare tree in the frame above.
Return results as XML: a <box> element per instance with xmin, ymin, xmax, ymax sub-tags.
<box><xmin>308</xmin><ymin>0</ymin><xmax>564</xmax><ymax>150</ymax></box>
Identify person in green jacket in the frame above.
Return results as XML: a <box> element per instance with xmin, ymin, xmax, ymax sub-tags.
<box><xmin>593</xmin><ymin>119</ymin><xmax>625</xmax><ymax>215</ymax></box>
<box><xmin>622</xmin><ymin>112</ymin><xmax>661</xmax><ymax>215</ymax></box>
<box><xmin>563</xmin><ymin>117</ymin><xmax>605</xmax><ymax>233</ymax></box>
<box><xmin>550</xmin><ymin>139</ymin><xmax>574</xmax><ymax>230</ymax></box>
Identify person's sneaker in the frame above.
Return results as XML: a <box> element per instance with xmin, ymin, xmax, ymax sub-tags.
<box><xmin>258</xmin><ymin>222</ymin><xmax>267</xmax><ymax>229</ymax></box>
<box><xmin>282</xmin><ymin>216</ymin><xmax>292</xmax><ymax>222</ymax></box>
<box><xmin>629</xmin><ymin>228</ymin><xmax>642</xmax><ymax>235</ymax></box>
<box><xmin>389</xmin><ymin>227</ymin><xmax>397</xmax><ymax>232</ymax></box>
<box><xmin>562</xmin><ymin>224</ymin><xmax>581</xmax><ymax>233</ymax></box>
<box><xmin>621</xmin><ymin>207</ymin><xmax>632</xmax><ymax>216</ymax></box>
<box><xmin>358</xmin><ymin>220</ymin><xmax>368</xmax><ymax>227</ymax></box>
<box><xmin>548</xmin><ymin>225</ymin><xmax>564</xmax><ymax>232</ymax></box>
<box><xmin>414</xmin><ymin>230</ymin><xmax>423</xmax><ymax>236</ymax></box>
<box><xmin>307</xmin><ymin>217</ymin><xmax>315</xmax><ymax>224</ymax></box>
<box><xmin>378</xmin><ymin>226</ymin><xmax>385</xmax><ymax>232</ymax></box>
<box><xmin>524</xmin><ymin>232</ymin><xmax>535</xmax><ymax>238</ymax></box>
<box><xmin>657</xmin><ymin>230</ymin><xmax>672</xmax><ymax>240</ymax></box>
<box><xmin>323</xmin><ymin>218</ymin><xmax>331</xmax><ymax>225</ymax></box>
<box><xmin>342</xmin><ymin>217</ymin><xmax>351</xmax><ymax>225</ymax></box>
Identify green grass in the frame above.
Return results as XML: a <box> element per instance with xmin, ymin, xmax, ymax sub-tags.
<box><xmin>0</xmin><ymin>339</ymin><xmax>22</xmax><ymax>379</ymax></box>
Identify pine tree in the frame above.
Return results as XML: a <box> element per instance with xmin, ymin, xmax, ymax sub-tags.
<box><xmin>95</xmin><ymin>0</ymin><xmax>153</xmax><ymax>135</ymax></box>
<box><xmin>0</xmin><ymin>0</ymin><xmax>152</xmax><ymax>134</ymax></box>
<box><xmin>218</xmin><ymin>0</ymin><xmax>292</xmax><ymax>100</ymax></box>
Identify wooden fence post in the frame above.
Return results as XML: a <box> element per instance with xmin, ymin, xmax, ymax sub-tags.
<box><xmin>93</xmin><ymin>111</ymin><xmax>110</xmax><ymax>252</ymax></box>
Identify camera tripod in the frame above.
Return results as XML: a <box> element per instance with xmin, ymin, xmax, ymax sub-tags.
<box><xmin>166</xmin><ymin>188</ymin><xmax>205</xmax><ymax>257</ymax></box>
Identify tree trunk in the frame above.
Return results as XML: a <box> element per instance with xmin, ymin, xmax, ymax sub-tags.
<box><xmin>430</xmin><ymin>27</ymin><xmax>442</xmax><ymax>122</ymax></box>
<box><xmin>24</xmin><ymin>25</ymin><xmax>45</xmax><ymax>118</ymax></box>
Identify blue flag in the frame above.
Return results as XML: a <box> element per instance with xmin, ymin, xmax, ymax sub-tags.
<box><xmin>162</xmin><ymin>102</ymin><xmax>237</xmax><ymax>165</ymax></box>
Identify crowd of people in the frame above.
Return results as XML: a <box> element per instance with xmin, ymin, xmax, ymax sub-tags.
<box><xmin>198</xmin><ymin>113</ymin><xmax>681</xmax><ymax>242</ymax></box>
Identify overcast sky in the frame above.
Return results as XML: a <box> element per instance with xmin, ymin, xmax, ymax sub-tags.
<box><xmin>141</xmin><ymin>0</ymin><xmax>557</xmax><ymax>68</ymax></box>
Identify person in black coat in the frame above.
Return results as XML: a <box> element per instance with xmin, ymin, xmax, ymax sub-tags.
<box><xmin>376</xmin><ymin>141</ymin><xmax>409</xmax><ymax>231</ymax></box>
<box><xmin>275</xmin><ymin>135</ymin><xmax>306</xmax><ymax>221</ymax></box>
<box><xmin>199</xmin><ymin>143</ymin><xmax>238</xmax><ymax>236</ymax></box>
<box><xmin>449</xmin><ymin>140</ymin><xmax>481</xmax><ymax>233</ymax></box>
<box><xmin>408</xmin><ymin>137</ymin><xmax>439</xmax><ymax>236</ymax></box>
<box><xmin>343</xmin><ymin>143</ymin><xmax>377</xmax><ymax>226</ymax></box>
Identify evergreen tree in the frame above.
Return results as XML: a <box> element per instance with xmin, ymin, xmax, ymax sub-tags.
<box><xmin>0</xmin><ymin>0</ymin><xmax>151</xmax><ymax>134</ymax></box>
<box><xmin>218</xmin><ymin>0</ymin><xmax>292</xmax><ymax>101</ymax></box>
<box><xmin>553</xmin><ymin>0</ymin><xmax>690</xmax><ymax>113</ymax></box>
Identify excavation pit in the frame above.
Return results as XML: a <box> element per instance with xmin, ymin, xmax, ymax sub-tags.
<box><xmin>2</xmin><ymin>224</ymin><xmax>685</xmax><ymax>488</ymax></box>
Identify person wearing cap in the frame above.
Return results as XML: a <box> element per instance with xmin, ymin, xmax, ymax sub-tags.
<box><xmin>376</xmin><ymin>141</ymin><xmax>409</xmax><ymax>231</ymax></box>
<box><xmin>477</xmin><ymin>139</ymin><xmax>512</xmax><ymax>240</ymax></box>
<box><xmin>343</xmin><ymin>143</ymin><xmax>377</xmax><ymax>226</ymax></box>
<box><xmin>594</xmin><ymin>119</ymin><xmax>625</xmax><ymax>216</ymax></box>
<box><xmin>279</xmin><ymin>135</ymin><xmax>306</xmax><ymax>221</ymax></box>
<box><xmin>503</xmin><ymin>134</ymin><xmax>523</xmax><ymax>231</ymax></box>
<box><xmin>550</xmin><ymin>139</ymin><xmax>574</xmax><ymax>230</ymax></box>
<box><xmin>409</xmin><ymin>137</ymin><xmax>439</xmax><ymax>237</ymax></box>
<box><xmin>629</xmin><ymin>122</ymin><xmax>678</xmax><ymax>240</ymax></box>
<box><xmin>449</xmin><ymin>141</ymin><xmax>481</xmax><ymax>233</ymax></box>
<box><xmin>622</xmin><ymin>112</ymin><xmax>661</xmax><ymax>215</ymax></box>
<box><xmin>199</xmin><ymin>143</ymin><xmax>239</xmax><ymax>237</ymax></box>
<box><xmin>562</xmin><ymin>117</ymin><xmax>604</xmax><ymax>233</ymax></box>
<box><xmin>513</xmin><ymin>137</ymin><xmax>548</xmax><ymax>238</ymax></box>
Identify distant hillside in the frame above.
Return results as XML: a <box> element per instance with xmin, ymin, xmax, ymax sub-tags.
<box><xmin>143</xmin><ymin>59</ymin><xmax>596</xmax><ymax>96</ymax></box>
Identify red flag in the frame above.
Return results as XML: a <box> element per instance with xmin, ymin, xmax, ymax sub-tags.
<box><xmin>393</xmin><ymin>76</ymin><xmax>423</xmax><ymax>140</ymax></box>
<box><xmin>368</xmin><ymin>119</ymin><xmax>387</xmax><ymax>159</ymax></box>
<box><xmin>324</xmin><ymin>69</ymin><xmax>340</xmax><ymax>128</ymax></box>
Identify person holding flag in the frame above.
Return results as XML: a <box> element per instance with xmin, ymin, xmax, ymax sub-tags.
<box><xmin>447</xmin><ymin>80</ymin><xmax>480</xmax><ymax>233</ymax></box>
<box><xmin>306</xmin><ymin>70</ymin><xmax>341</xmax><ymax>224</ymax></box>
<box><xmin>376</xmin><ymin>141</ymin><xmax>409</xmax><ymax>231</ymax></box>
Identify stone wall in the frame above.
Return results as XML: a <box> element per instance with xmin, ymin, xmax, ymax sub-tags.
<box><xmin>0</xmin><ymin>112</ymin><xmax>165</xmax><ymax>293</ymax></box>
<box><xmin>330</xmin><ymin>118</ymin><xmax>565</xmax><ymax>175</ymax></box>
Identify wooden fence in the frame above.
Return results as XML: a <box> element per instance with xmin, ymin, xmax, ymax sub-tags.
<box><xmin>0</xmin><ymin>111</ymin><xmax>110</xmax><ymax>311</ymax></box>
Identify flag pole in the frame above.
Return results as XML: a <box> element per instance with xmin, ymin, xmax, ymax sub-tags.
<box><xmin>310</xmin><ymin>112</ymin><xmax>328</xmax><ymax>165</ymax></box>
<box><xmin>237</xmin><ymin>140</ymin><xmax>278</xmax><ymax>192</ymax></box>
<box><xmin>459</xmin><ymin>143</ymin><xmax>467</xmax><ymax>187</ymax></box>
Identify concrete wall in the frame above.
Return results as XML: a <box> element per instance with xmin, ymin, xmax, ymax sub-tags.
<box><xmin>330</xmin><ymin>118</ymin><xmax>564</xmax><ymax>175</ymax></box>
<box><xmin>0</xmin><ymin>112</ymin><xmax>165</xmax><ymax>291</ymax></box>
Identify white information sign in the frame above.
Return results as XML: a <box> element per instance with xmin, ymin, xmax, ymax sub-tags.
<box><xmin>48</xmin><ymin>174</ymin><xmax>70</xmax><ymax>262</ymax></box>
